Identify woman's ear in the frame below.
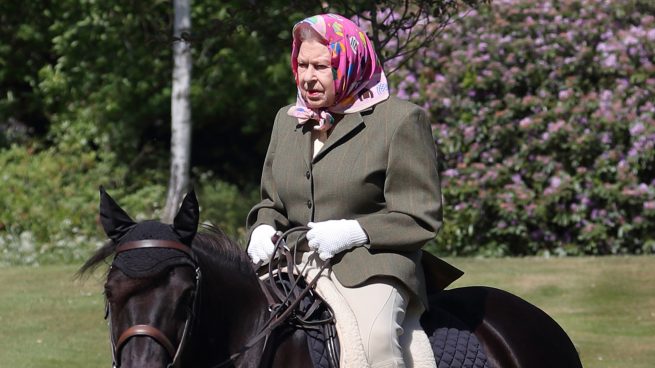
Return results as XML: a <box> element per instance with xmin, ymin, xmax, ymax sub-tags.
<box><xmin>98</xmin><ymin>186</ymin><xmax>136</xmax><ymax>243</ymax></box>
<box><xmin>173</xmin><ymin>189</ymin><xmax>199</xmax><ymax>245</ymax></box>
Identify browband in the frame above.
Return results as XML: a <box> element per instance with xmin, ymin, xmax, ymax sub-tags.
<box><xmin>116</xmin><ymin>240</ymin><xmax>193</xmax><ymax>258</ymax></box>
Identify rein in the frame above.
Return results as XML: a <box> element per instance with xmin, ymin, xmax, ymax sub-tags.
<box><xmin>106</xmin><ymin>239</ymin><xmax>202</xmax><ymax>368</ymax></box>
<box><xmin>212</xmin><ymin>226</ymin><xmax>332</xmax><ymax>368</ymax></box>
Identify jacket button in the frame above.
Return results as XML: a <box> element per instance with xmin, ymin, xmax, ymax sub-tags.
<box><xmin>305</xmin><ymin>170</ymin><xmax>311</xmax><ymax>179</ymax></box>
<box><xmin>306</xmin><ymin>200</ymin><xmax>312</xmax><ymax>208</ymax></box>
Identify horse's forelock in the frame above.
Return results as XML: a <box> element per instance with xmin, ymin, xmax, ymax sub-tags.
<box><xmin>77</xmin><ymin>240</ymin><xmax>116</xmax><ymax>278</ymax></box>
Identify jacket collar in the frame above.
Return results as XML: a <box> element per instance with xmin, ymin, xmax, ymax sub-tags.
<box><xmin>296</xmin><ymin>111</ymin><xmax>366</xmax><ymax>167</ymax></box>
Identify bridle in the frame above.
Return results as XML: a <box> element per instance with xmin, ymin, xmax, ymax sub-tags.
<box><xmin>105</xmin><ymin>240</ymin><xmax>202</xmax><ymax>368</ymax></box>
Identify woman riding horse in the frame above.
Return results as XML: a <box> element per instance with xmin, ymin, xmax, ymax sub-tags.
<box><xmin>245</xmin><ymin>13</ymin><xmax>460</xmax><ymax>367</ymax></box>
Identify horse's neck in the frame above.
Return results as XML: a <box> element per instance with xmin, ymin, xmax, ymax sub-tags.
<box><xmin>199</xmin><ymin>259</ymin><xmax>270</xmax><ymax>367</ymax></box>
<box><xmin>225</xmin><ymin>273</ymin><xmax>269</xmax><ymax>348</ymax></box>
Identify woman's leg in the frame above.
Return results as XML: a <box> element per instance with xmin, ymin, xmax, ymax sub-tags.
<box><xmin>332</xmin><ymin>274</ymin><xmax>409</xmax><ymax>368</ymax></box>
<box><xmin>400</xmin><ymin>301</ymin><xmax>437</xmax><ymax>368</ymax></box>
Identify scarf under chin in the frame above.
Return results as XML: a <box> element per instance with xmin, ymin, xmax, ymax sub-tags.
<box><xmin>288</xmin><ymin>101</ymin><xmax>336</xmax><ymax>130</ymax></box>
<box><xmin>287</xmin><ymin>14</ymin><xmax>389</xmax><ymax>131</ymax></box>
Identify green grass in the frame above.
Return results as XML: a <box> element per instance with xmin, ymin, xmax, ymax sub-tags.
<box><xmin>0</xmin><ymin>265</ymin><xmax>108</xmax><ymax>367</ymax></box>
<box><xmin>1</xmin><ymin>257</ymin><xmax>653</xmax><ymax>367</ymax></box>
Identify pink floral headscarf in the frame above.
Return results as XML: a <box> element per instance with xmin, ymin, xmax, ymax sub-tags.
<box><xmin>287</xmin><ymin>14</ymin><xmax>389</xmax><ymax>131</ymax></box>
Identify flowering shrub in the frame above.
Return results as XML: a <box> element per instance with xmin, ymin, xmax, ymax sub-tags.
<box><xmin>392</xmin><ymin>0</ymin><xmax>655</xmax><ymax>255</ymax></box>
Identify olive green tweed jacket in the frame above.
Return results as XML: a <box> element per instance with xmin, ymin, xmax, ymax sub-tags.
<box><xmin>247</xmin><ymin>96</ymin><xmax>459</xmax><ymax>306</ymax></box>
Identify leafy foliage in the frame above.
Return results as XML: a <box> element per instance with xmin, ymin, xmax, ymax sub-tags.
<box><xmin>1</xmin><ymin>0</ymin><xmax>490</xmax><ymax>264</ymax></box>
<box><xmin>0</xmin><ymin>144</ymin><xmax>122</xmax><ymax>265</ymax></box>
<box><xmin>394</xmin><ymin>0</ymin><xmax>655</xmax><ymax>255</ymax></box>
<box><xmin>0</xmin><ymin>144</ymin><xmax>257</xmax><ymax>265</ymax></box>
<box><xmin>4</xmin><ymin>0</ymin><xmax>652</xmax><ymax>262</ymax></box>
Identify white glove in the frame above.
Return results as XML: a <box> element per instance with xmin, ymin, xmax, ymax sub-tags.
<box><xmin>247</xmin><ymin>224</ymin><xmax>277</xmax><ymax>264</ymax></box>
<box><xmin>306</xmin><ymin>220</ymin><xmax>368</xmax><ymax>261</ymax></box>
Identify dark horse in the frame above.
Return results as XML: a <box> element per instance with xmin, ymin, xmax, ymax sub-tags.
<box><xmin>80</xmin><ymin>189</ymin><xmax>582</xmax><ymax>368</ymax></box>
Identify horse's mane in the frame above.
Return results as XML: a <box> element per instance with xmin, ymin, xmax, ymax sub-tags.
<box><xmin>77</xmin><ymin>224</ymin><xmax>252</xmax><ymax>279</ymax></box>
<box><xmin>192</xmin><ymin>224</ymin><xmax>255</xmax><ymax>279</ymax></box>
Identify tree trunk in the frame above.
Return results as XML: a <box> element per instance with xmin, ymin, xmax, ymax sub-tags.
<box><xmin>163</xmin><ymin>0</ymin><xmax>192</xmax><ymax>223</ymax></box>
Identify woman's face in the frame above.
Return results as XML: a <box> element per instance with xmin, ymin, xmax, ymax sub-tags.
<box><xmin>297</xmin><ymin>40</ymin><xmax>335</xmax><ymax>109</ymax></box>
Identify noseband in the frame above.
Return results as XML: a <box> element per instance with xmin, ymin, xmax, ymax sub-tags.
<box><xmin>106</xmin><ymin>240</ymin><xmax>202</xmax><ymax>368</ymax></box>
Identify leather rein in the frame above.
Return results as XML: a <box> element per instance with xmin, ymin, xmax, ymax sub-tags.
<box><xmin>212</xmin><ymin>226</ymin><xmax>333</xmax><ymax>368</ymax></box>
<box><xmin>105</xmin><ymin>240</ymin><xmax>202</xmax><ymax>368</ymax></box>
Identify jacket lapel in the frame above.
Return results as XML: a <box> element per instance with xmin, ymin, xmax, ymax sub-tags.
<box><xmin>293</xmin><ymin>123</ymin><xmax>314</xmax><ymax>170</ymax></box>
<box><xmin>313</xmin><ymin>112</ymin><xmax>364</xmax><ymax>163</ymax></box>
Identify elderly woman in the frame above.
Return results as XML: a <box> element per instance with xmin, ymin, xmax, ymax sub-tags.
<box><xmin>246</xmin><ymin>13</ymin><xmax>452</xmax><ymax>368</ymax></box>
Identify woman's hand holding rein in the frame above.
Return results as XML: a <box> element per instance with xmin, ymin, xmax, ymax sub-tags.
<box><xmin>247</xmin><ymin>224</ymin><xmax>277</xmax><ymax>264</ymax></box>
<box><xmin>306</xmin><ymin>219</ymin><xmax>368</xmax><ymax>261</ymax></box>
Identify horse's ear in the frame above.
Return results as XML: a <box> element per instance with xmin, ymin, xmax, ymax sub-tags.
<box><xmin>173</xmin><ymin>189</ymin><xmax>199</xmax><ymax>245</ymax></box>
<box><xmin>99</xmin><ymin>186</ymin><xmax>136</xmax><ymax>243</ymax></box>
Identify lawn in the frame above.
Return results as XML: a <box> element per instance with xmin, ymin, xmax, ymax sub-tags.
<box><xmin>0</xmin><ymin>256</ymin><xmax>653</xmax><ymax>367</ymax></box>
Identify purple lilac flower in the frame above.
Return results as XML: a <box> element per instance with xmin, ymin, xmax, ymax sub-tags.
<box><xmin>602</xmin><ymin>54</ymin><xmax>618</xmax><ymax>68</ymax></box>
<box><xmin>623</xmin><ymin>34</ymin><xmax>639</xmax><ymax>45</ymax></box>
<box><xmin>582</xmin><ymin>223</ymin><xmax>595</xmax><ymax>234</ymax></box>
<box><xmin>550</xmin><ymin>177</ymin><xmax>562</xmax><ymax>189</ymax></box>
<box><xmin>558</xmin><ymin>89</ymin><xmax>572</xmax><ymax>100</ymax></box>
<box><xmin>443</xmin><ymin>169</ymin><xmax>459</xmax><ymax>177</ymax></box>
<box><xmin>463</xmin><ymin>126</ymin><xmax>476</xmax><ymax>142</ymax></box>
<box><xmin>648</xmin><ymin>29</ymin><xmax>655</xmax><ymax>41</ymax></box>
<box><xmin>548</xmin><ymin>120</ymin><xmax>565</xmax><ymax>133</ymax></box>
<box><xmin>638</xmin><ymin>183</ymin><xmax>649</xmax><ymax>194</ymax></box>
<box><xmin>630</xmin><ymin>122</ymin><xmax>645</xmax><ymax>136</ymax></box>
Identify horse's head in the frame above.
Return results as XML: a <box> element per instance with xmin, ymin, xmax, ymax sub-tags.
<box><xmin>98</xmin><ymin>187</ymin><xmax>200</xmax><ymax>368</ymax></box>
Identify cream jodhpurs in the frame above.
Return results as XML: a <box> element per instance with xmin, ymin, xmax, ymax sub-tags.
<box><xmin>300</xmin><ymin>252</ymin><xmax>436</xmax><ymax>368</ymax></box>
